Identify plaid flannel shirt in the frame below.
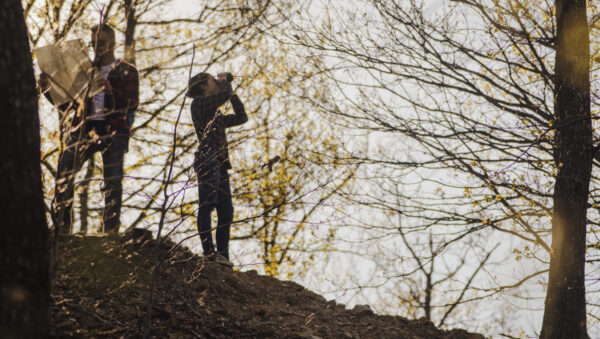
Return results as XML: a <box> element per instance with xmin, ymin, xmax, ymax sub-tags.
<box><xmin>47</xmin><ymin>59</ymin><xmax>139</xmax><ymax>137</ymax></box>
<box><xmin>191</xmin><ymin>88</ymin><xmax>248</xmax><ymax>170</ymax></box>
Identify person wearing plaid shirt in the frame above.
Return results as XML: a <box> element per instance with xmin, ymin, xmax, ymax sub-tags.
<box><xmin>188</xmin><ymin>72</ymin><xmax>248</xmax><ymax>265</ymax></box>
<box><xmin>38</xmin><ymin>24</ymin><xmax>139</xmax><ymax>234</ymax></box>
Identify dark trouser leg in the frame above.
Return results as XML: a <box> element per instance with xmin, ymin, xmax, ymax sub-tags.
<box><xmin>54</xmin><ymin>137</ymin><xmax>92</xmax><ymax>234</ymax></box>
<box><xmin>197</xmin><ymin>205</ymin><xmax>215</xmax><ymax>255</ymax></box>
<box><xmin>215</xmin><ymin>169</ymin><xmax>233</xmax><ymax>260</ymax></box>
<box><xmin>101</xmin><ymin>136</ymin><xmax>128</xmax><ymax>233</ymax></box>
<box><xmin>196</xmin><ymin>154</ymin><xmax>219</xmax><ymax>256</ymax></box>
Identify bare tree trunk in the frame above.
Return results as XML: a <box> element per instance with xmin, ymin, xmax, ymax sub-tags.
<box><xmin>0</xmin><ymin>0</ymin><xmax>49</xmax><ymax>337</ymax></box>
<box><xmin>124</xmin><ymin>0</ymin><xmax>137</xmax><ymax>65</ymax></box>
<box><xmin>541</xmin><ymin>0</ymin><xmax>591</xmax><ymax>337</ymax></box>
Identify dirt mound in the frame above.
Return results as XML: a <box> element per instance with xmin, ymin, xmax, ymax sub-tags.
<box><xmin>50</xmin><ymin>231</ymin><xmax>484</xmax><ymax>338</ymax></box>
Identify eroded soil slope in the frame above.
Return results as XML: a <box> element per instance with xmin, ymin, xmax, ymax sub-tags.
<box><xmin>50</xmin><ymin>232</ymin><xmax>484</xmax><ymax>338</ymax></box>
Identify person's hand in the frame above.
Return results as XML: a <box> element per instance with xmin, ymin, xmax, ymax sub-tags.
<box><xmin>38</xmin><ymin>73</ymin><xmax>51</xmax><ymax>92</ymax></box>
<box><xmin>216</xmin><ymin>72</ymin><xmax>233</xmax><ymax>96</ymax></box>
<box><xmin>217</xmin><ymin>72</ymin><xmax>228</xmax><ymax>82</ymax></box>
<box><xmin>218</xmin><ymin>72</ymin><xmax>234</xmax><ymax>83</ymax></box>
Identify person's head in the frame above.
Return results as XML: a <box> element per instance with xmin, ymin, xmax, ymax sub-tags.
<box><xmin>91</xmin><ymin>24</ymin><xmax>116</xmax><ymax>60</ymax></box>
<box><xmin>186</xmin><ymin>73</ymin><xmax>221</xmax><ymax>98</ymax></box>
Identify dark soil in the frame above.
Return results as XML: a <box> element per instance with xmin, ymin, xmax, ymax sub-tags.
<box><xmin>50</xmin><ymin>230</ymin><xmax>484</xmax><ymax>338</ymax></box>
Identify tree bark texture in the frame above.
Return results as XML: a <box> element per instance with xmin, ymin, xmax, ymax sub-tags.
<box><xmin>0</xmin><ymin>1</ymin><xmax>49</xmax><ymax>338</ymax></box>
<box><xmin>124</xmin><ymin>0</ymin><xmax>137</xmax><ymax>65</ymax></box>
<box><xmin>541</xmin><ymin>0</ymin><xmax>591</xmax><ymax>338</ymax></box>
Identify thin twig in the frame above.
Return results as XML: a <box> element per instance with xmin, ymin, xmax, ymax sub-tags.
<box><xmin>141</xmin><ymin>43</ymin><xmax>196</xmax><ymax>338</ymax></box>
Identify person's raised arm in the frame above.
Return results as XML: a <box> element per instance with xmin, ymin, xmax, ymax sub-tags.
<box><xmin>196</xmin><ymin>91</ymin><xmax>230</xmax><ymax>112</ymax></box>
<box><xmin>223</xmin><ymin>94</ymin><xmax>248</xmax><ymax>127</ymax></box>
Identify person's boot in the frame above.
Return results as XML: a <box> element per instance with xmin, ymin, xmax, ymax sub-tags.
<box><xmin>103</xmin><ymin>221</ymin><xmax>120</xmax><ymax>234</ymax></box>
<box><xmin>214</xmin><ymin>253</ymin><xmax>233</xmax><ymax>267</ymax></box>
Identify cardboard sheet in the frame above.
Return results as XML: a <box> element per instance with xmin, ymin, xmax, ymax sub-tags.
<box><xmin>36</xmin><ymin>39</ymin><xmax>103</xmax><ymax>106</ymax></box>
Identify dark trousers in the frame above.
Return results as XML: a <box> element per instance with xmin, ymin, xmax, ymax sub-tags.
<box><xmin>53</xmin><ymin>130</ymin><xmax>128</xmax><ymax>234</ymax></box>
<box><xmin>195</xmin><ymin>154</ymin><xmax>234</xmax><ymax>259</ymax></box>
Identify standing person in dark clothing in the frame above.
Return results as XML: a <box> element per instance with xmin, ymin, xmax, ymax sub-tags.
<box><xmin>187</xmin><ymin>72</ymin><xmax>248</xmax><ymax>266</ymax></box>
<box><xmin>38</xmin><ymin>24</ymin><xmax>139</xmax><ymax>234</ymax></box>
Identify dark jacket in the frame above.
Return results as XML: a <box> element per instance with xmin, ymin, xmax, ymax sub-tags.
<box><xmin>45</xmin><ymin>59</ymin><xmax>139</xmax><ymax>137</ymax></box>
<box><xmin>191</xmin><ymin>90</ymin><xmax>248</xmax><ymax>170</ymax></box>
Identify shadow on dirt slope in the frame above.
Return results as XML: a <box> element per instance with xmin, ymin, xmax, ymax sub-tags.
<box><xmin>50</xmin><ymin>230</ymin><xmax>484</xmax><ymax>338</ymax></box>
